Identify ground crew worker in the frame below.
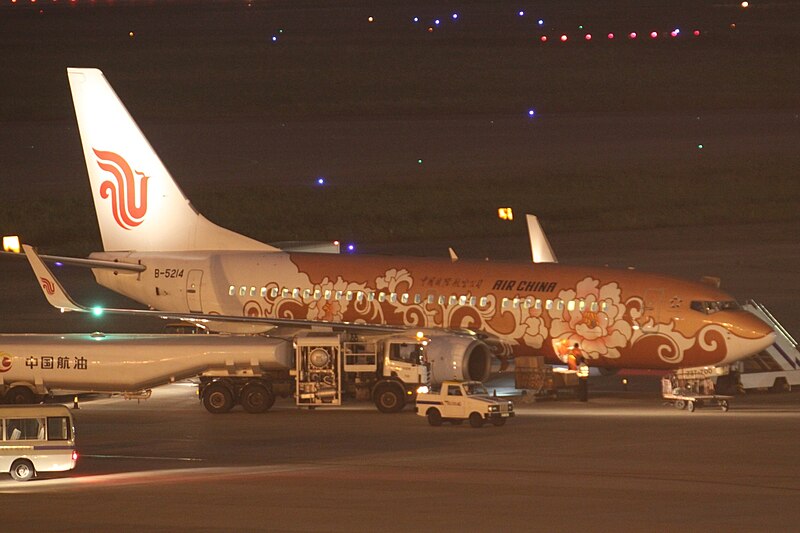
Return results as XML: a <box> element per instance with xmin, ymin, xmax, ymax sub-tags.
<box><xmin>577</xmin><ymin>356</ymin><xmax>589</xmax><ymax>402</ymax></box>
<box><xmin>567</xmin><ymin>342</ymin><xmax>581</xmax><ymax>371</ymax></box>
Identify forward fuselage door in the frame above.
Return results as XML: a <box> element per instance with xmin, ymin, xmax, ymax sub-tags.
<box><xmin>186</xmin><ymin>269</ymin><xmax>203</xmax><ymax>312</ymax></box>
<box><xmin>642</xmin><ymin>288</ymin><xmax>663</xmax><ymax>333</ymax></box>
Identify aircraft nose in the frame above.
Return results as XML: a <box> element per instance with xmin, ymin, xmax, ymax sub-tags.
<box><xmin>724</xmin><ymin>312</ymin><xmax>776</xmax><ymax>364</ymax></box>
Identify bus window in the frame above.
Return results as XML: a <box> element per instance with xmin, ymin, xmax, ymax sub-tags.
<box><xmin>46</xmin><ymin>417</ymin><xmax>71</xmax><ymax>441</ymax></box>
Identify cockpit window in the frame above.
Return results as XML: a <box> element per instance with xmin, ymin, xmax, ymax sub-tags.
<box><xmin>690</xmin><ymin>300</ymin><xmax>740</xmax><ymax>315</ymax></box>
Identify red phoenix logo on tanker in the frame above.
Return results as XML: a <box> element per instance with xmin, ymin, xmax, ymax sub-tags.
<box><xmin>0</xmin><ymin>353</ymin><xmax>11</xmax><ymax>373</ymax></box>
<box><xmin>40</xmin><ymin>277</ymin><xmax>55</xmax><ymax>295</ymax></box>
<box><xmin>93</xmin><ymin>149</ymin><xmax>149</xmax><ymax>230</ymax></box>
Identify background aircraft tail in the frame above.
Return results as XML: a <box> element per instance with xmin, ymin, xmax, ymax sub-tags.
<box><xmin>67</xmin><ymin>68</ymin><xmax>275</xmax><ymax>252</ymax></box>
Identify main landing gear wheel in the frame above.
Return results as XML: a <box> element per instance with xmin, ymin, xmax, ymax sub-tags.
<box><xmin>427</xmin><ymin>409</ymin><xmax>443</xmax><ymax>426</ymax></box>
<box><xmin>203</xmin><ymin>382</ymin><xmax>234</xmax><ymax>414</ymax></box>
<box><xmin>240</xmin><ymin>383</ymin><xmax>274</xmax><ymax>414</ymax></box>
<box><xmin>469</xmin><ymin>412</ymin><xmax>484</xmax><ymax>428</ymax></box>
<box><xmin>374</xmin><ymin>385</ymin><xmax>405</xmax><ymax>413</ymax></box>
<box><xmin>10</xmin><ymin>459</ymin><xmax>35</xmax><ymax>482</ymax></box>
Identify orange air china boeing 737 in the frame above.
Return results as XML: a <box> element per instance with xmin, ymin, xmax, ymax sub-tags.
<box><xmin>20</xmin><ymin>68</ymin><xmax>776</xmax><ymax>382</ymax></box>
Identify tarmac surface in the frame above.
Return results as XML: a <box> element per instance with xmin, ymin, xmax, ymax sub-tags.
<box><xmin>2</xmin><ymin>383</ymin><xmax>800</xmax><ymax>532</ymax></box>
<box><xmin>0</xmin><ymin>2</ymin><xmax>798</xmax><ymax>531</ymax></box>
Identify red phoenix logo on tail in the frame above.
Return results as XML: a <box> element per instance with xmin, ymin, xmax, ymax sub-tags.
<box><xmin>93</xmin><ymin>149</ymin><xmax>149</xmax><ymax>230</ymax></box>
<box><xmin>40</xmin><ymin>277</ymin><xmax>55</xmax><ymax>296</ymax></box>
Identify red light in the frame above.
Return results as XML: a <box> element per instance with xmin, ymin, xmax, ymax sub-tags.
<box><xmin>650</xmin><ymin>31</ymin><xmax>658</xmax><ymax>39</ymax></box>
<box><xmin>693</xmin><ymin>30</ymin><xmax>700</xmax><ymax>36</ymax></box>
<box><xmin>607</xmin><ymin>33</ymin><xmax>614</xmax><ymax>39</ymax></box>
<box><xmin>629</xmin><ymin>32</ymin><xmax>637</xmax><ymax>39</ymax></box>
<box><xmin>72</xmin><ymin>450</ymin><xmax>78</xmax><ymax>461</ymax></box>
<box><xmin>560</xmin><ymin>34</ymin><xmax>567</xmax><ymax>42</ymax></box>
<box><xmin>584</xmin><ymin>33</ymin><xmax>592</xmax><ymax>41</ymax></box>
<box><xmin>540</xmin><ymin>35</ymin><xmax>547</xmax><ymax>42</ymax></box>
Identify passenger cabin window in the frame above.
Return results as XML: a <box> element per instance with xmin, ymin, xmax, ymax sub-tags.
<box><xmin>46</xmin><ymin>417</ymin><xmax>71</xmax><ymax>441</ymax></box>
<box><xmin>239</xmin><ymin>286</ymin><xmax>246</xmax><ymax>297</ymax></box>
<box><xmin>479</xmin><ymin>296</ymin><xmax>488</xmax><ymax>307</ymax></box>
<box><xmin>250</xmin><ymin>287</ymin><xmax>257</xmax><ymax>297</ymax></box>
<box><xmin>6</xmin><ymin>418</ymin><xmax>45</xmax><ymax>440</ymax></box>
<box><xmin>271</xmin><ymin>287</ymin><xmax>279</xmax><ymax>298</ymax></box>
<box><xmin>535</xmin><ymin>299</ymin><xmax>542</xmax><ymax>310</ymax></box>
<box><xmin>260</xmin><ymin>287</ymin><xmax>267</xmax><ymax>298</ymax></box>
<box><xmin>228</xmin><ymin>285</ymin><xmax>235</xmax><ymax>296</ymax></box>
<box><xmin>590</xmin><ymin>302</ymin><xmax>598</xmax><ymax>312</ymax></box>
<box><xmin>414</xmin><ymin>294</ymin><xmax>422</xmax><ymax>305</ymax></box>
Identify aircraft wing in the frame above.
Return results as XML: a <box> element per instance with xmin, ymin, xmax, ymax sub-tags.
<box><xmin>23</xmin><ymin>244</ymin><xmax>404</xmax><ymax>334</ymax></box>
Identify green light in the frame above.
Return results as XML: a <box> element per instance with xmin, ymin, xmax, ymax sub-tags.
<box><xmin>697</xmin><ymin>144</ymin><xmax>704</xmax><ymax>149</ymax></box>
<box><xmin>92</xmin><ymin>306</ymin><xmax>104</xmax><ymax>317</ymax></box>
<box><xmin>417</xmin><ymin>159</ymin><xmax>423</xmax><ymax>164</ymax></box>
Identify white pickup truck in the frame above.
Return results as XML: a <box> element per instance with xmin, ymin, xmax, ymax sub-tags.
<box><xmin>415</xmin><ymin>380</ymin><xmax>514</xmax><ymax>428</ymax></box>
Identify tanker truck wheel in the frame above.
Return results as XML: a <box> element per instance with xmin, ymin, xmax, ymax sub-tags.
<box><xmin>240</xmin><ymin>383</ymin><xmax>274</xmax><ymax>414</ymax></box>
<box><xmin>203</xmin><ymin>382</ymin><xmax>234</xmax><ymax>414</ymax></box>
<box><xmin>6</xmin><ymin>386</ymin><xmax>35</xmax><ymax>405</ymax></box>
<box><xmin>374</xmin><ymin>384</ymin><xmax>405</xmax><ymax>413</ymax></box>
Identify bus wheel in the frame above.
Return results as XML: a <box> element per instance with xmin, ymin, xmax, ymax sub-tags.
<box><xmin>374</xmin><ymin>384</ymin><xmax>404</xmax><ymax>413</ymax></box>
<box><xmin>10</xmin><ymin>459</ymin><xmax>35</xmax><ymax>482</ymax></box>
<box><xmin>6</xmin><ymin>386</ymin><xmax>35</xmax><ymax>405</ymax></box>
<box><xmin>203</xmin><ymin>382</ymin><xmax>234</xmax><ymax>414</ymax></box>
<box><xmin>240</xmin><ymin>383</ymin><xmax>274</xmax><ymax>414</ymax></box>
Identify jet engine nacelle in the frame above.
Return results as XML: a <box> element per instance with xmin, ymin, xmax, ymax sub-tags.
<box><xmin>424</xmin><ymin>334</ymin><xmax>492</xmax><ymax>384</ymax></box>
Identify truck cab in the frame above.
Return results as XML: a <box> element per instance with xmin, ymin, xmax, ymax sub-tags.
<box><xmin>416</xmin><ymin>380</ymin><xmax>514</xmax><ymax>428</ymax></box>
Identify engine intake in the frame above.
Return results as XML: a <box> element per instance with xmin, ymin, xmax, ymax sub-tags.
<box><xmin>424</xmin><ymin>334</ymin><xmax>492</xmax><ymax>384</ymax></box>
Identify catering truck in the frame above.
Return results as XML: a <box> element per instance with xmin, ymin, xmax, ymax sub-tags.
<box><xmin>0</xmin><ymin>330</ymin><xmax>437</xmax><ymax>414</ymax></box>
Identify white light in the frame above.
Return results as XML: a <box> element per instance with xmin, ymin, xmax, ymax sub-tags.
<box><xmin>2</xmin><ymin>235</ymin><xmax>20</xmax><ymax>253</ymax></box>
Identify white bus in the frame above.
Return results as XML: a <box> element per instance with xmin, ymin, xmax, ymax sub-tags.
<box><xmin>0</xmin><ymin>405</ymin><xmax>77</xmax><ymax>481</ymax></box>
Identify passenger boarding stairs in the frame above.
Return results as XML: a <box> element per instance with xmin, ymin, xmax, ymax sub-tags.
<box><xmin>737</xmin><ymin>300</ymin><xmax>800</xmax><ymax>391</ymax></box>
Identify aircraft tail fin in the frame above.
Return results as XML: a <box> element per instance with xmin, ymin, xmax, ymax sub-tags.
<box><xmin>67</xmin><ymin>68</ymin><xmax>276</xmax><ymax>253</ymax></box>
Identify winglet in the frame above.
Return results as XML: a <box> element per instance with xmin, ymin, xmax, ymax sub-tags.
<box><xmin>23</xmin><ymin>244</ymin><xmax>86</xmax><ymax>312</ymax></box>
<box><xmin>526</xmin><ymin>214</ymin><xmax>558</xmax><ymax>263</ymax></box>
<box><xmin>448</xmin><ymin>247</ymin><xmax>459</xmax><ymax>263</ymax></box>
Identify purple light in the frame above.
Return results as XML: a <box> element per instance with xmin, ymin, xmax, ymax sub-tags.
<box><xmin>607</xmin><ymin>32</ymin><xmax>615</xmax><ymax>39</ymax></box>
<box><xmin>452</xmin><ymin>13</ymin><xmax>458</xmax><ymax>20</ymax></box>
<box><xmin>518</xmin><ymin>11</ymin><xmax>525</xmax><ymax>17</ymax></box>
<box><xmin>347</xmin><ymin>244</ymin><xmax>355</xmax><ymax>253</ymax></box>
<box><xmin>54</xmin><ymin>261</ymin><xmax>64</xmax><ymax>267</ymax></box>
<box><xmin>412</xmin><ymin>17</ymin><xmax>419</xmax><ymax>23</ymax></box>
<box><xmin>316</xmin><ymin>177</ymin><xmax>326</xmax><ymax>185</ymax></box>
<box><xmin>538</xmin><ymin>19</ymin><xmax>544</xmax><ymax>26</ymax></box>
<box><xmin>527</xmin><ymin>109</ymin><xmax>535</xmax><ymax>117</ymax></box>
<box><xmin>271</xmin><ymin>36</ymin><xmax>278</xmax><ymax>42</ymax></box>
<box><xmin>434</xmin><ymin>19</ymin><xmax>440</xmax><ymax>25</ymax></box>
